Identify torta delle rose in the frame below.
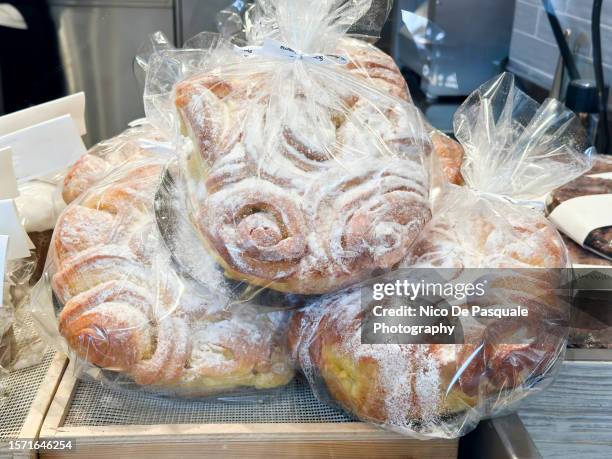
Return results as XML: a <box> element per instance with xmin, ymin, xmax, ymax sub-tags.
<box><xmin>174</xmin><ymin>37</ymin><xmax>435</xmax><ymax>295</ymax></box>
<box><xmin>51</xmin><ymin>159</ymin><xmax>294</xmax><ymax>396</ymax></box>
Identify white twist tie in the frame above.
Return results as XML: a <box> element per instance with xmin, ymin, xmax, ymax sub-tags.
<box><xmin>235</xmin><ymin>38</ymin><xmax>348</xmax><ymax>65</ymax></box>
<box><xmin>470</xmin><ymin>188</ymin><xmax>546</xmax><ymax>213</ymax></box>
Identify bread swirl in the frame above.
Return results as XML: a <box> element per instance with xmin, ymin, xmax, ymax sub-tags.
<box><xmin>51</xmin><ymin>159</ymin><xmax>294</xmax><ymax>395</ymax></box>
<box><xmin>63</xmin><ymin>124</ymin><xmax>169</xmax><ymax>204</ymax></box>
<box><xmin>289</xmin><ymin>186</ymin><xmax>568</xmax><ymax>437</ymax></box>
<box><xmin>175</xmin><ymin>38</ymin><xmax>431</xmax><ymax>294</ymax></box>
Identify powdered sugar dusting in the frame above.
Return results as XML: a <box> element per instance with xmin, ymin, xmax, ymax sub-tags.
<box><xmin>404</xmin><ymin>188</ymin><xmax>568</xmax><ymax>269</ymax></box>
<box><xmin>52</xmin><ymin>158</ymin><xmax>294</xmax><ymax>394</ymax></box>
<box><xmin>294</xmin><ymin>289</ymin><xmax>448</xmax><ymax>436</ymax></box>
<box><xmin>175</xmin><ymin>37</ymin><xmax>432</xmax><ymax>294</ymax></box>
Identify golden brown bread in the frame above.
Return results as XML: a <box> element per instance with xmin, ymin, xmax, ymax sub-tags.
<box><xmin>289</xmin><ymin>185</ymin><xmax>568</xmax><ymax>436</ymax></box>
<box><xmin>405</xmin><ymin>187</ymin><xmax>567</xmax><ymax>270</ymax></box>
<box><xmin>290</xmin><ymin>275</ymin><xmax>565</xmax><ymax>438</ymax></box>
<box><xmin>338</xmin><ymin>37</ymin><xmax>412</xmax><ymax>102</ymax></box>
<box><xmin>62</xmin><ymin>125</ymin><xmax>168</xmax><ymax>204</ymax></box>
<box><xmin>430</xmin><ymin>131</ymin><xmax>464</xmax><ymax>185</ymax></box>
<box><xmin>175</xmin><ymin>38</ymin><xmax>431</xmax><ymax>295</ymax></box>
<box><xmin>51</xmin><ymin>159</ymin><xmax>294</xmax><ymax>396</ymax></box>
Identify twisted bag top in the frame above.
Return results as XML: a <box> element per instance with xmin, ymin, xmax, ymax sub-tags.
<box><xmin>173</xmin><ymin>0</ymin><xmax>432</xmax><ymax>294</ymax></box>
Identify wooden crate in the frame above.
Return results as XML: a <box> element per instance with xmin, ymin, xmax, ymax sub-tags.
<box><xmin>0</xmin><ymin>352</ymin><xmax>68</xmax><ymax>459</ymax></box>
<box><xmin>39</xmin><ymin>362</ymin><xmax>458</xmax><ymax>459</ymax></box>
<box><xmin>519</xmin><ymin>350</ymin><xmax>612</xmax><ymax>458</ymax></box>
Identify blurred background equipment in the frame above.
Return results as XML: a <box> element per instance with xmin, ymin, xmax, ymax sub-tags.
<box><xmin>509</xmin><ymin>0</ymin><xmax>612</xmax><ymax>154</ymax></box>
<box><xmin>0</xmin><ymin>1</ymin><xmax>64</xmax><ymax>116</ymax></box>
<box><xmin>0</xmin><ymin>0</ymin><xmax>610</xmax><ymax>151</ymax></box>
<box><xmin>8</xmin><ymin>0</ymin><xmax>228</xmax><ymax>146</ymax></box>
<box><xmin>48</xmin><ymin>0</ymin><xmax>175</xmax><ymax>146</ymax></box>
<box><xmin>389</xmin><ymin>0</ymin><xmax>516</xmax><ymax>133</ymax></box>
<box><xmin>391</xmin><ymin>0</ymin><xmax>516</xmax><ymax>98</ymax></box>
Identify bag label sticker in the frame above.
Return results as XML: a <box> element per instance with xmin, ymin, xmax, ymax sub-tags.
<box><xmin>235</xmin><ymin>38</ymin><xmax>349</xmax><ymax>65</ymax></box>
<box><xmin>549</xmin><ymin>194</ymin><xmax>612</xmax><ymax>245</ymax></box>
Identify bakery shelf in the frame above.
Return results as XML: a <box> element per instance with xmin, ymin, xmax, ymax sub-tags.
<box><xmin>39</xmin><ymin>362</ymin><xmax>458</xmax><ymax>459</ymax></box>
<box><xmin>0</xmin><ymin>351</ymin><xmax>68</xmax><ymax>459</ymax></box>
<box><xmin>565</xmin><ymin>348</ymin><xmax>612</xmax><ymax>361</ymax></box>
<box><xmin>519</xmin><ymin>355</ymin><xmax>612</xmax><ymax>458</ymax></box>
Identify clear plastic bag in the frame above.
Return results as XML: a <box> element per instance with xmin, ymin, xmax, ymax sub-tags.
<box><xmin>15</xmin><ymin>173</ymin><xmax>66</xmax><ymax>234</ymax></box>
<box><xmin>289</xmin><ymin>73</ymin><xmax>593</xmax><ymax>438</ymax></box>
<box><xmin>62</xmin><ymin>121</ymin><xmax>173</xmax><ymax>204</ymax></box>
<box><xmin>149</xmin><ymin>0</ymin><xmax>434</xmax><ymax>297</ymax></box>
<box><xmin>1</xmin><ymin>256</ymin><xmax>44</xmax><ymax>373</ymax></box>
<box><xmin>0</xmin><ymin>276</ymin><xmax>14</xmax><ymax>371</ymax></box>
<box><xmin>33</xmin><ymin>156</ymin><xmax>294</xmax><ymax>398</ymax></box>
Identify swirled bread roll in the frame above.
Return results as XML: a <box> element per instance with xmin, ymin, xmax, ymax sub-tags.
<box><xmin>62</xmin><ymin>124</ymin><xmax>170</xmax><ymax>204</ymax></box>
<box><xmin>289</xmin><ymin>187</ymin><xmax>568</xmax><ymax>437</ymax></box>
<box><xmin>51</xmin><ymin>159</ymin><xmax>294</xmax><ymax>396</ymax></box>
<box><xmin>175</xmin><ymin>38</ymin><xmax>431</xmax><ymax>295</ymax></box>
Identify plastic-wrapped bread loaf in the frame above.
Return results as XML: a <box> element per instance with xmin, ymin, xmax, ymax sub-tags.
<box><xmin>62</xmin><ymin>123</ymin><xmax>170</xmax><ymax>204</ymax></box>
<box><xmin>337</xmin><ymin>37</ymin><xmax>465</xmax><ymax>185</ymax></box>
<box><xmin>37</xmin><ymin>157</ymin><xmax>294</xmax><ymax>397</ymax></box>
<box><xmin>170</xmin><ymin>1</ymin><xmax>432</xmax><ymax>296</ymax></box>
<box><xmin>290</xmin><ymin>73</ymin><xmax>592</xmax><ymax>439</ymax></box>
<box><xmin>0</xmin><ymin>296</ymin><xmax>16</xmax><ymax>369</ymax></box>
<box><xmin>1</xmin><ymin>256</ymin><xmax>41</xmax><ymax>372</ymax></box>
<box><xmin>336</xmin><ymin>37</ymin><xmax>412</xmax><ymax>102</ymax></box>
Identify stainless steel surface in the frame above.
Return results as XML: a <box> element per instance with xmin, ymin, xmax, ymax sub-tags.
<box><xmin>392</xmin><ymin>0</ymin><xmax>516</xmax><ymax>98</ymax></box>
<box><xmin>49</xmin><ymin>0</ymin><xmax>175</xmax><ymax>145</ymax></box>
<box><xmin>459</xmin><ymin>414</ymin><xmax>541</xmax><ymax>459</ymax></box>
<box><xmin>178</xmin><ymin>0</ymin><xmax>229</xmax><ymax>45</ymax></box>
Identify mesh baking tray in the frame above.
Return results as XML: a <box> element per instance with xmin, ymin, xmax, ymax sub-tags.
<box><xmin>40</xmin><ymin>362</ymin><xmax>459</xmax><ymax>459</ymax></box>
<box><xmin>63</xmin><ymin>376</ymin><xmax>353</xmax><ymax>427</ymax></box>
<box><xmin>1</xmin><ymin>312</ymin><xmax>67</xmax><ymax>459</ymax></box>
<box><xmin>0</xmin><ymin>351</ymin><xmax>56</xmax><ymax>440</ymax></box>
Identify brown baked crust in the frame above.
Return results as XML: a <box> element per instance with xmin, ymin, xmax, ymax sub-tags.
<box><xmin>63</xmin><ymin>155</ymin><xmax>109</xmax><ymax>204</ymax></box>
<box><xmin>338</xmin><ymin>37</ymin><xmax>412</xmax><ymax>102</ymax></box>
<box><xmin>175</xmin><ymin>38</ymin><xmax>431</xmax><ymax>295</ymax></box>
<box><xmin>548</xmin><ymin>154</ymin><xmax>612</xmax><ymax>211</ymax></box>
<box><xmin>589</xmin><ymin>154</ymin><xmax>612</xmax><ymax>175</ymax></box>
<box><xmin>549</xmin><ymin>175</ymin><xmax>612</xmax><ymax>211</ymax></box>
<box><xmin>430</xmin><ymin>131</ymin><xmax>464</xmax><ymax>185</ymax></box>
<box><xmin>51</xmin><ymin>160</ymin><xmax>294</xmax><ymax>396</ymax></box>
<box><xmin>289</xmin><ymin>186</ymin><xmax>568</xmax><ymax>434</ymax></box>
<box><xmin>62</xmin><ymin>125</ymin><xmax>167</xmax><ymax>204</ymax></box>
<box><xmin>290</xmin><ymin>274</ymin><xmax>564</xmax><ymax>436</ymax></box>
<box><xmin>563</xmin><ymin>235</ymin><xmax>612</xmax><ymax>266</ymax></box>
<box><xmin>405</xmin><ymin>187</ymin><xmax>568</xmax><ymax>269</ymax></box>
